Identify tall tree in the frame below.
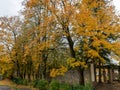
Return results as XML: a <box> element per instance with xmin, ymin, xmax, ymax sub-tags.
<box><xmin>0</xmin><ymin>16</ymin><xmax>22</xmax><ymax>78</ymax></box>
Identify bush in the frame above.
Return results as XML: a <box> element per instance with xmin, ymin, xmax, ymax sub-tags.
<box><xmin>12</xmin><ymin>77</ymin><xmax>28</xmax><ymax>85</ymax></box>
<box><xmin>72</xmin><ymin>83</ymin><xmax>92</xmax><ymax>90</ymax></box>
<box><xmin>49</xmin><ymin>80</ymin><xmax>59</xmax><ymax>90</ymax></box>
<box><xmin>32</xmin><ymin>79</ymin><xmax>39</xmax><ymax>87</ymax></box>
<box><xmin>11</xmin><ymin>77</ymin><xmax>93</xmax><ymax>90</ymax></box>
<box><xmin>49</xmin><ymin>80</ymin><xmax>71</xmax><ymax>90</ymax></box>
<box><xmin>59</xmin><ymin>83</ymin><xmax>71</xmax><ymax>90</ymax></box>
<box><xmin>49</xmin><ymin>80</ymin><xmax>92</xmax><ymax>90</ymax></box>
<box><xmin>34</xmin><ymin>79</ymin><xmax>48</xmax><ymax>90</ymax></box>
<box><xmin>72</xmin><ymin>84</ymin><xmax>83</xmax><ymax>90</ymax></box>
<box><xmin>84</xmin><ymin>83</ymin><xmax>92</xmax><ymax>90</ymax></box>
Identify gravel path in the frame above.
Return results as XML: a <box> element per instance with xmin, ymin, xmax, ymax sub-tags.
<box><xmin>0</xmin><ymin>86</ymin><xmax>31</xmax><ymax>90</ymax></box>
<box><xmin>0</xmin><ymin>86</ymin><xmax>11</xmax><ymax>90</ymax></box>
<box><xmin>94</xmin><ymin>83</ymin><xmax>120</xmax><ymax>90</ymax></box>
<box><xmin>18</xmin><ymin>88</ymin><xmax>31</xmax><ymax>90</ymax></box>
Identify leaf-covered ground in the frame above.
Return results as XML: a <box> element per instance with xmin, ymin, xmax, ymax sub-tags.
<box><xmin>0</xmin><ymin>79</ymin><xmax>33</xmax><ymax>90</ymax></box>
<box><xmin>94</xmin><ymin>82</ymin><xmax>120</xmax><ymax>90</ymax></box>
<box><xmin>0</xmin><ymin>79</ymin><xmax>15</xmax><ymax>87</ymax></box>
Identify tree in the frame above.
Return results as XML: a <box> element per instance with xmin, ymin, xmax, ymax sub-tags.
<box><xmin>22</xmin><ymin>0</ymin><xmax>63</xmax><ymax>80</ymax></box>
<box><xmin>48</xmin><ymin>0</ymin><xmax>120</xmax><ymax>85</ymax></box>
<box><xmin>0</xmin><ymin>0</ymin><xmax>120</xmax><ymax>86</ymax></box>
<box><xmin>0</xmin><ymin>16</ymin><xmax>22</xmax><ymax>78</ymax></box>
<box><xmin>75</xmin><ymin>0</ymin><xmax>120</xmax><ymax>83</ymax></box>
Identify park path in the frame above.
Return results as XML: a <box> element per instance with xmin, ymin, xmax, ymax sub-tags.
<box><xmin>18</xmin><ymin>88</ymin><xmax>31</xmax><ymax>90</ymax></box>
<box><xmin>0</xmin><ymin>86</ymin><xmax>11</xmax><ymax>90</ymax></box>
<box><xmin>94</xmin><ymin>83</ymin><xmax>120</xmax><ymax>90</ymax></box>
<box><xmin>0</xmin><ymin>86</ymin><xmax>31</xmax><ymax>90</ymax></box>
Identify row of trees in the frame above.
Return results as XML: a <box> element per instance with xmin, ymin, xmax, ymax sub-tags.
<box><xmin>0</xmin><ymin>0</ymin><xmax>120</xmax><ymax>85</ymax></box>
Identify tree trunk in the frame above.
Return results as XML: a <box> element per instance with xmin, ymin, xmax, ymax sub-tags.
<box><xmin>16</xmin><ymin>60</ymin><xmax>20</xmax><ymax>78</ymax></box>
<box><xmin>108</xmin><ymin>67</ymin><xmax>113</xmax><ymax>83</ymax></box>
<box><xmin>42</xmin><ymin>53</ymin><xmax>47</xmax><ymax>79</ymax></box>
<box><xmin>23</xmin><ymin>70</ymin><xmax>26</xmax><ymax>79</ymax></box>
<box><xmin>119</xmin><ymin>66</ymin><xmax>120</xmax><ymax>82</ymax></box>
<box><xmin>78</xmin><ymin>68</ymin><xmax>85</xmax><ymax>85</ymax></box>
<box><xmin>66</xmin><ymin>26</ymin><xmax>75</xmax><ymax>58</ymax></box>
<box><xmin>98</xmin><ymin>61</ymin><xmax>102</xmax><ymax>83</ymax></box>
<box><xmin>103</xmin><ymin>68</ymin><xmax>106</xmax><ymax>83</ymax></box>
<box><xmin>94</xmin><ymin>64</ymin><xmax>97</xmax><ymax>82</ymax></box>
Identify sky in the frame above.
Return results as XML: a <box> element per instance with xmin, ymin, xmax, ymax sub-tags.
<box><xmin>114</xmin><ymin>0</ymin><xmax>120</xmax><ymax>13</ymax></box>
<box><xmin>0</xmin><ymin>0</ymin><xmax>120</xmax><ymax>16</ymax></box>
<box><xmin>0</xmin><ymin>0</ymin><xmax>23</xmax><ymax>16</ymax></box>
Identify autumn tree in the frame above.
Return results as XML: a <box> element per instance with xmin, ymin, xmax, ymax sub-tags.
<box><xmin>21</xmin><ymin>0</ymin><xmax>65</xmax><ymax>80</ymax></box>
<box><xmin>47</xmin><ymin>0</ymin><xmax>120</xmax><ymax>85</ymax></box>
<box><xmin>24</xmin><ymin>0</ymin><xmax>120</xmax><ymax>84</ymax></box>
<box><xmin>75</xmin><ymin>0</ymin><xmax>120</xmax><ymax>83</ymax></box>
<box><xmin>0</xmin><ymin>0</ymin><xmax>120</xmax><ymax>86</ymax></box>
<box><xmin>0</xmin><ymin>16</ymin><xmax>22</xmax><ymax>78</ymax></box>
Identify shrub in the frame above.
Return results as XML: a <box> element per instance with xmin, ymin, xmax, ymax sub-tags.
<box><xmin>59</xmin><ymin>83</ymin><xmax>70</xmax><ymax>90</ymax></box>
<box><xmin>49</xmin><ymin>80</ymin><xmax>71</xmax><ymax>90</ymax></box>
<box><xmin>84</xmin><ymin>83</ymin><xmax>92</xmax><ymax>90</ymax></box>
<box><xmin>11</xmin><ymin>77</ymin><xmax>28</xmax><ymax>85</ymax></box>
<box><xmin>49</xmin><ymin>80</ymin><xmax>59</xmax><ymax>90</ymax></box>
<box><xmin>72</xmin><ymin>83</ymin><xmax>92</xmax><ymax>90</ymax></box>
<box><xmin>72</xmin><ymin>84</ymin><xmax>84</xmax><ymax>90</ymax></box>
<box><xmin>49</xmin><ymin>80</ymin><xmax>93</xmax><ymax>90</ymax></box>
<box><xmin>34</xmin><ymin>79</ymin><xmax>48</xmax><ymax>90</ymax></box>
<box><xmin>32</xmin><ymin>79</ymin><xmax>39</xmax><ymax>88</ymax></box>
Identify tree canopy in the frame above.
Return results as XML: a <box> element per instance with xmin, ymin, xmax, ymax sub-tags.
<box><xmin>0</xmin><ymin>0</ymin><xmax>120</xmax><ymax>85</ymax></box>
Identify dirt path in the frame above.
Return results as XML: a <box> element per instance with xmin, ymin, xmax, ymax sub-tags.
<box><xmin>0</xmin><ymin>79</ymin><xmax>32</xmax><ymax>90</ymax></box>
<box><xmin>0</xmin><ymin>86</ymin><xmax>11</xmax><ymax>90</ymax></box>
<box><xmin>94</xmin><ymin>83</ymin><xmax>120</xmax><ymax>90</ymax></box>
<box><xmin>17</xmin><ymin>88</ymin><xmax>31</xmax><ymax>90</ymax></box>
<box><xmin>0</xmin><ymin>86</ymin><xmax>32</xmax><ymax>90</ymax></box>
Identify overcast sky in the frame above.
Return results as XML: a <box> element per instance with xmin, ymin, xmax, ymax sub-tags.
<box><xmin>0</xmin><ymin>0</ymin><xmax>23</xmax><ymax>16</ymax></box>
<box><xmin>114</xmin><ymin>0</ymin><xmax>120</xmax><ymax>13</ymax></box>
<box><xmin>0</xmin><ymin>0</ymin><xmax>120</xmax><ymax>16</ymax></box>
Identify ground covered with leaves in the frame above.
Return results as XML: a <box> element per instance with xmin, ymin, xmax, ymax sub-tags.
<box><xmin>94</xmin><ymin>82</ymin><xmax>120</xmax><ymax>90</ymax></box>
<box><xmin>0</xmin><ymin>79</ymin><xmax>32</xmax><ymax>90</ymax></box>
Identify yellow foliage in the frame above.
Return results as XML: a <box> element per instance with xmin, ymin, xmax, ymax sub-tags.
<box><xmin>0</xmin><ymin>55</ymin><xmax>13</xmax><ymax>75</ymax></box>
<box><xmin>87</xmin><ymin>49</ymin><xmax>99</xmax><ymax>58</ymax></box>
<box><xmin>50</xmin><ymin>66</ymin><xmax>67</xmax><ymax>77</ymax></box>
<box><xmin>100</xmin><ymin>40</ymin><xmax>113</xmax><ymax>50</ymax></box>
<box><xmin>27</xmin><ymin>0</ymin><xmax>39</xmax><ymax>7</ymax></box>
<box><xmin>67</xmin><ymin>58</ymin><xmax>88</xmax><ymax>69</ymax></box>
